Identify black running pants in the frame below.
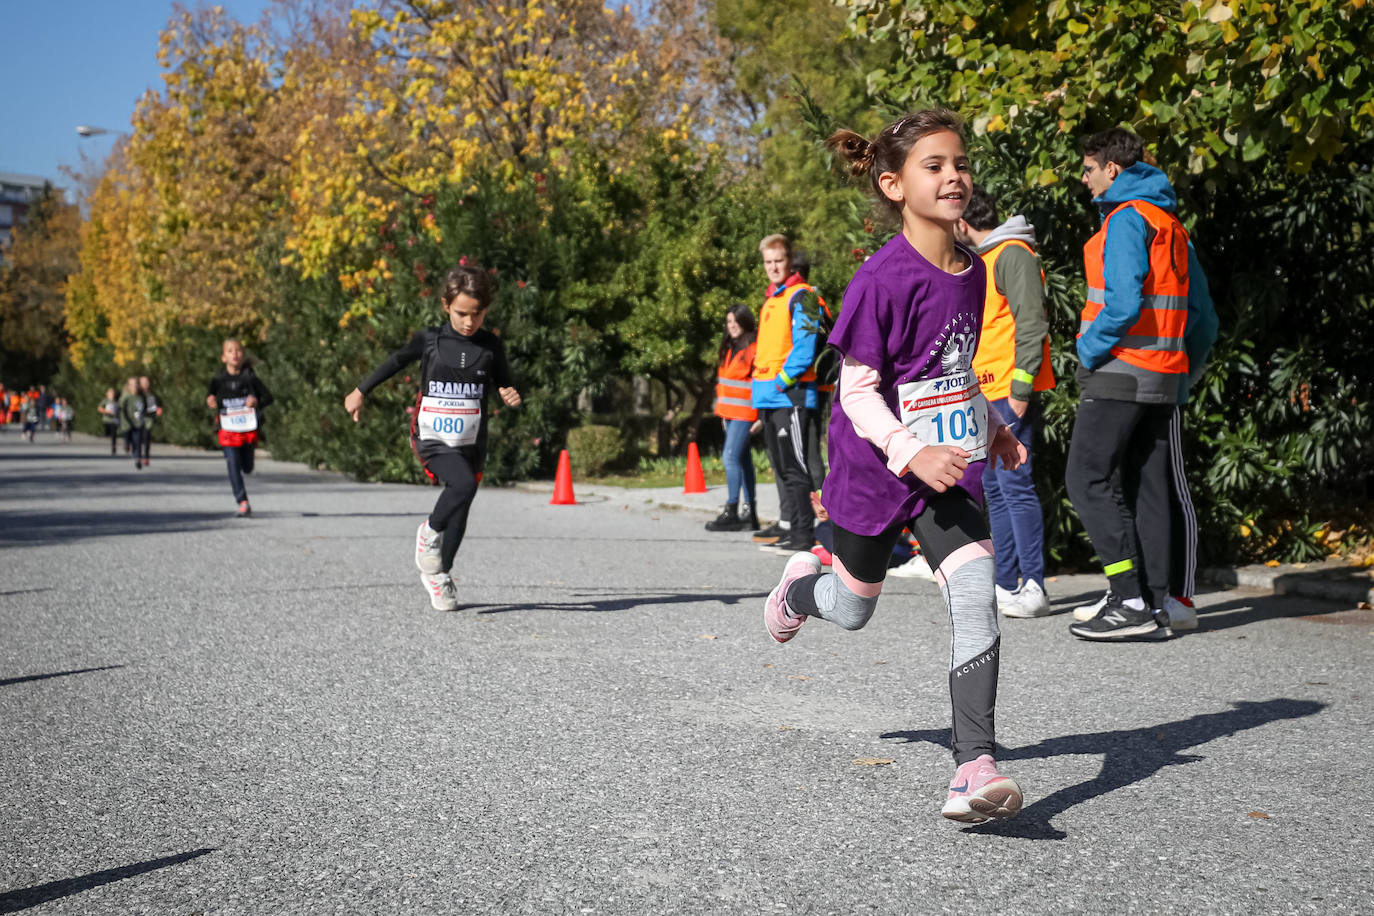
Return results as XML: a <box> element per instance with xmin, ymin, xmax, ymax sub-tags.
<box><xmin>424</xmin><ymin>450</ymin><xmax>479</xmax><ymax>574</ymax></box>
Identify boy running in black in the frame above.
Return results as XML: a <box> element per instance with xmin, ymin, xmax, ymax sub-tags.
<box><xmin>344</xmin><ymin>265</ymin><xmax>521</xmax><ymax>611</ymax></box>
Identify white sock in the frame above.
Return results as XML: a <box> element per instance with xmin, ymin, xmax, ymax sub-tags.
<box><xmin>1123</xmin><ymin>597</ymin><xmax>1146</xmax><ymax>611</ymax></box>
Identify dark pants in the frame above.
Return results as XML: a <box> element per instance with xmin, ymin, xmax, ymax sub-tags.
<box><xmin>762</xmin><ymin>406</ymin><xmax>814</xmax><ymax>543</ymax></box>
<box><xmin>128</xmin><ymin>429</ymin><xmax>144</xmax><ymax>465</ymax></box>
<box><xmin>105</xmin><ymin>423</ymin><xmax>119</xmax><ymax>454</ymax></box>
<box><xmin>984</xmin><ymin>398</ymin><xmax>1045</xmax><ymax>590</ymax></box>
<box><xmin>424</xmin><ymin>450</ymin><xmax>480</xmax><ymax>574</ymax></box>
<box><xmin>223</xmin><ymin>443</ymin><xmax>256</xmax><ymax>503</ymax></box>
<box><xmin>1065</xmin><ymin>398</ymin><xmax>1173</xmax><ymax>607</ymax></box>
<box><xmin>140</xmin><ymin>428</ymin><xmax>153</xmax><ymax>462</ymax></box>
<box><xmin>1167</xmin><ymin>407</ymin><xmax>1197</xmax><ymax>598</ymax></box>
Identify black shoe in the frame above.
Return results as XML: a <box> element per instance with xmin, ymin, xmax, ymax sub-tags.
<box><xmin>764</xmin><ymin>532</ymin><xmax>816</xmax><ymax>555</ymax></box>
<box><xmin>1068</xmin><ymin>593</ymin><xmax>1160</xmax><ymax>640</ymax></box>
<box><xmin>740</xmin><ymin>502</ymin><xmax>761</xmax><ymax>531</ymax></box>
<box><xmin>705</xmin><ymin>503</ymin><xmax>746</xmax><ymax>532</ymax></box>
<box><xmin>753</xmin><ymin>521</ymin><xmax>786</xmax><ymax>543</ymax></box>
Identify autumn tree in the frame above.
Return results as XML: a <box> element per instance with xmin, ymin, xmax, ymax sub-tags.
<box><xmin>0</xmin><ymin>186</ymin><xmax>81</xmax><ymax>383</ymax></box>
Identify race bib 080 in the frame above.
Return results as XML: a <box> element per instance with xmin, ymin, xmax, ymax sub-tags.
<box><xmin>220</xmin><ymin>406</ymin><xmax>258</xmax><ymax>433</ymax></box>
<box><xmin>898</xmin><ymin>370</ymin><xmax>988</xmax><ymax>461</ymax></box>
<box><xmin>417</xmin><ymin>396</ymin><xmax>480</xmax><ymax>447</ymax></box>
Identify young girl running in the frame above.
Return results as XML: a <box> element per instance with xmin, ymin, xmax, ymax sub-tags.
<box><xmin>100</xmin><ymin>388</ymin><xmax>120</xmax><ymax>455</ymax></box>
<box><xmin>764</xmin><ymin>109</ymin><xmax>1029</xmax><ymax>823</ymax></box>
<box><xmin>207</xmin><ymin>339</ymin><xmax>274</xmax><ymax>516</ymax></box>
<box><xmin>343</xmin><ymin>264</ymin><xmax>521</xmax><ymax>611</ymax></box>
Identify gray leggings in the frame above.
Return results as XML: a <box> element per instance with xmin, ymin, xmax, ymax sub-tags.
<box><xmin>786</xmin><ymin>490</ymin><xmax>1001</xmax><ymax>763</ymax></box>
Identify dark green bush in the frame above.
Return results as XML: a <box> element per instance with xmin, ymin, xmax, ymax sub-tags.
<box><xmin>566</xmin><ymin>424</ymin><xmax>625</xmax><ymax>477</ymax></box>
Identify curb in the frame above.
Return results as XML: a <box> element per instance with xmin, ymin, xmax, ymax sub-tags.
<box><xmin>1202</xmin><ymin>562</ymin><xmax>1374</xmax><ymax>607</ymax></box>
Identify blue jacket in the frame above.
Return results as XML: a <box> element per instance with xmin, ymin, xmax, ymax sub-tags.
<box><xmin>751</xmin><ymin>283</ymin><xmax>820</xmax><ymax>410</ymax></box>
<box><xmin>1077</xmin><ymin>162</ymin><xmax>1218</xmax><ymax>405</ymax></box>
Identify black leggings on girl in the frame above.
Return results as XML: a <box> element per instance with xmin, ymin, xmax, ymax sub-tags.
<box><xmin>785</xmin><ymin>489</ymin><xmax>1000</xmax><ymax>764</ymax></box>
<box><xmin>424</xmin><ymin>450</ymin><xmax>479</xmax><ymax>573</ymax></box>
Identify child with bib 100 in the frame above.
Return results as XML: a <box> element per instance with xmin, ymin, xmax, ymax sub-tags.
<box><xmin>763</xmin><ymin>109</ymin><xmax>1029</xmax><ymax>824</ymax></box>
<box><xmin>207</xmin><ymin>338</ymin><xmax>274</xmax><ymax>517</ymax></box>
<box><xmin>344</xmin><ymin>264</ymin><xmax>521</xmax><ymax>611</ymax></box>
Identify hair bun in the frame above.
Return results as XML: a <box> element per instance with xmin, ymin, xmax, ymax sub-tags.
<box><xmin>826</xmin><ymin>128</ymin><xmax>876</xmax><ymax>177</ymax></box>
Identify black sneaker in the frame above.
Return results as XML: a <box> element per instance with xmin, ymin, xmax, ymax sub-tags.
<box><xmin>705</xmin><ymin>504</ymin><xmax>746</xmax><ymax>532</ymax></box>
<box><xmin>1068</xmin><ymin>593</ymin><xmax>1160</xmax><ymax>640</ymax></box>
<box><xmin>763</xmin><ymin>532</ymin><xmax>816</xmax><ymax>555</ymax></box>
<box><xmin>753</xmin><ymin>521</ymin><xmax>786</xmax><ymax>543</ymax></box>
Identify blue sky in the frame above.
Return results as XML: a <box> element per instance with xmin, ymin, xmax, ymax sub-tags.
<box><xmin>0</xmin><ymin>0</ymin><xmax>273</xmax><ymax>184</ymax></box>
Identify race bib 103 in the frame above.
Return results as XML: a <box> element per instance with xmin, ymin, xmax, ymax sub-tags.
<box><xmin>898</xmin><ymin>370</ymin><xmax>988</xmax><ymax>461</ymax></box>
<box><xmin>417</xmin><ymin>396</ymin><xmax>480</xmax><ymax>448</ymax></box>
<box><xmin>220</xmin><ymin>406</ymin><xmax>258</xmax><ymax>433</ymax></box>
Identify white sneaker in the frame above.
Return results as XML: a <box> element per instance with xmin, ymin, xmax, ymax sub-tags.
<box><xmin>1002</xmin><ymin>580</ymin><xmax>1053</xmax><ymax>618</ymax></box>
<box><xmin>1161</xmin><ymin>595</ymin><xmax>1198</xmax><ymax>631</ymax></box>
<box><xmin>995</xmin><ymin>583</ymin><xmax>1019</xmax><ymax>613</ymax></box>
<box><xmin>888</xmin><ymin>554</ymin><xmax>935</xmax><ymax>580</ymax></box>
<box><xmin>421</xmin><ymin>571</ymin><xmax>457</xmax><ymax>611</ymax></box>
<box><xmin>1072</xmin><ymin>590</ymin><xmax>1110</xmax><ymax>622</ymax></box>
<box><xmin>415</xmin><ymin>521</ymin><xmax>443</xmax><ymax>574</ymax></box>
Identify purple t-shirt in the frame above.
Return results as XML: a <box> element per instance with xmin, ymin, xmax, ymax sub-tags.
<box><xmin>821</xmin><ymin>233</ymin><xmax>987</xmax><ymax>535</ymax></box>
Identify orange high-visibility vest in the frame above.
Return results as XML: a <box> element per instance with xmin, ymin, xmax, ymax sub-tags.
<box><xmin>715</xmin><ymin>342</ymin><xmax>758</xmax><ymax>421</ymax></box>
<box><xmin>972</xmin><ymin>239</ymin><xmax>1055</xmax><ymax>401</ymax></box>
<box><xmin>754</xmin><ymin>281</ymin><xmax>818</xmax><ymax>386</ymax></box>
<box><xmin>1080</xmin><ymin>201</ymin><xmax>1189</xmax><ymax>378</ymax></box>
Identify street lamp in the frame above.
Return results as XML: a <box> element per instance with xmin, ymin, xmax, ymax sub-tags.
<box><xmin>76</xmin><ymin>125</ymin><xmax>110</xmax><ymax>137</ymax></box>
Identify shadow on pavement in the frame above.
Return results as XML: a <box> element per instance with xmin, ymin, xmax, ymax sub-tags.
<box><xmin>0</xmin><ymin>848</ymin><xmax>215</xmax><ymax>913</ymax></box>
<box><xmin>0</xmin><ymin>510</ymin><xmax>228</xmax><ymax>545</ymax></box>
<box><xmin>473</xmin><ymin>590</ymin><xmax>770</xmax><ymax>615</ymax></box>
<box><xmin>0</xmin><ymin>449</ymin><xmax>221</xmax><ymax>463</ymax></box>
<box><xmin>882</xmin><ymin>698</ymin><xmax>1325</xmax><ymax>840</ymax></box>
<box><xmin>1196</xmin><ymin>593</ymin><xmax>1362</xmax><ymax>629</ymax></box>
<box><xmin>0</xmin><ymin>665</ymin><xmax>125</xmax><ymax>688</ymax></box>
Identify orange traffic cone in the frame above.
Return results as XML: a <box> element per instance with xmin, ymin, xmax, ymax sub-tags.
<box><xmin>550</xmin><ymin>449</ymin><xmax>577</xmax><ymax>505</ymax></box>
<box><xmin>683</xmin><ymin>441</ymin><xmax>707</xmax><ymax>494</ymax></box>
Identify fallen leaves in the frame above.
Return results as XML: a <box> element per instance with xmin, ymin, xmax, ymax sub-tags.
<box><xmin>788</xmin><ymin>675</ymin><xmax>811</xmax><ymax>681</ymax></box>
<box><xmin>852</xmin><ymin>757</ymin><xmax>894</xmax><ymax>766</ymax></box>
<box><xmin>700</xmin><ymin>634</ymin><xmax>717</xmax><ymax>640</ymax></box>
<box><xmin>1249</xmin><ymin>811</ymin><xmax>1270</xmax><ymax>819</ymax></box>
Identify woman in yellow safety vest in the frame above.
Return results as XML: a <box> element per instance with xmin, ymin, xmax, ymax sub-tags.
<box><xmin>706</xmin><ymin>303</ymin><xmax>761</xmax><ymax>532</ymax></box>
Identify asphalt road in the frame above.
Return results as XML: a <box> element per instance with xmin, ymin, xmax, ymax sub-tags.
<box><xmin>2</xmin><ymin>428</ymin><xmax>1372</xmax><ymax>914</ymax></box>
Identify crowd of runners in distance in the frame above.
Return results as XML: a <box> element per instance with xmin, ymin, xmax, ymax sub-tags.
<box><xmin>5</xmin><ymin>109</ymin><xmax>1220</xmax><ymax>825</ymax></box>
<box><xmin>1</xmin><ymin>384</ymin><xmax>76</xmax><ymax>442</ymax></box>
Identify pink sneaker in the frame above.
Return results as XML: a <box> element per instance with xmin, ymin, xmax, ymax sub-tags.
<box><xmin>810</xmin><ymin>544</ymin><xmax>834</xmax><ymax>567</ymax></box>
<box><xmin>764</xmin><ymin>552</ymin><xmax>821</xmax><ymax>644</ymax></box>
<box><xmin>941</xmin><ymin>754</ymin><xmax>1023</xmax><ymax>823</ymax></box>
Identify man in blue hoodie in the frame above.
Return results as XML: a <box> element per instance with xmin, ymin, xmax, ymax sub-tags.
<box><xmin>1066</xmin><ymin>128</ymin><xmax>1217</xmax><ymax>641</ymax></box>
<box><xmin>752</xmin><ymin>234</ymin><xmax>823</xmax><ymax>554</ymax></box>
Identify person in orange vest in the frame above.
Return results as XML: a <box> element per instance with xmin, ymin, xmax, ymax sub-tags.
<box><xmin>705</xmin><ymin>303</ymin><xmax>761</xmax><ymax>532</ymax></box>
<box><xmin>1066</xmin><ymin>128</ymin><xmax>1211</xmax><ymax>641</ymax></box>
<box><xmin>752</xmin><ymin>233</ymin><xmax>824</xmax><ymax>554</ymax></box>
<box><xmin>958</xmin><ymin>187</ymin><xmax>1055</xmax><ymax>618</ymax></box>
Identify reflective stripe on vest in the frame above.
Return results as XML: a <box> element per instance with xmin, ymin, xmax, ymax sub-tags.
<box><xmin>971</xmin><ymin>239</ymin><xmax>1055</xmax><ymax>401</ymax></box>
<box><xmin>753</xmin><ymin>282</ymin><xmax>817</xmax><ymax>385</ymax></box>
<box><xmin>715</xmin><ymin>343</ymin><xmax>758</xmax><ymax>421</ymax></box>
<box><xmin>1080</xmin><ymin>200</ymin><xmax>1190</xmax><ymax>377</ymax></box>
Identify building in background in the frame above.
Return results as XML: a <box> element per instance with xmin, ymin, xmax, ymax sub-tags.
<box><xmin>0</xmin><ymin>172</ymin><xmax>52</xmax><ymax>252</ymax></box>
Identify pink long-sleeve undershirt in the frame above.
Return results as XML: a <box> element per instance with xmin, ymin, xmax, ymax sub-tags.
<box><xmin>839</xmin><ymin>357</ymin><xmax>926</xmax><ymax>477</ymax></box>
<box><xmin>839</xmin><ymin>357</ymin><xmax>1010</xmax><ymax>479</ymax></box>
